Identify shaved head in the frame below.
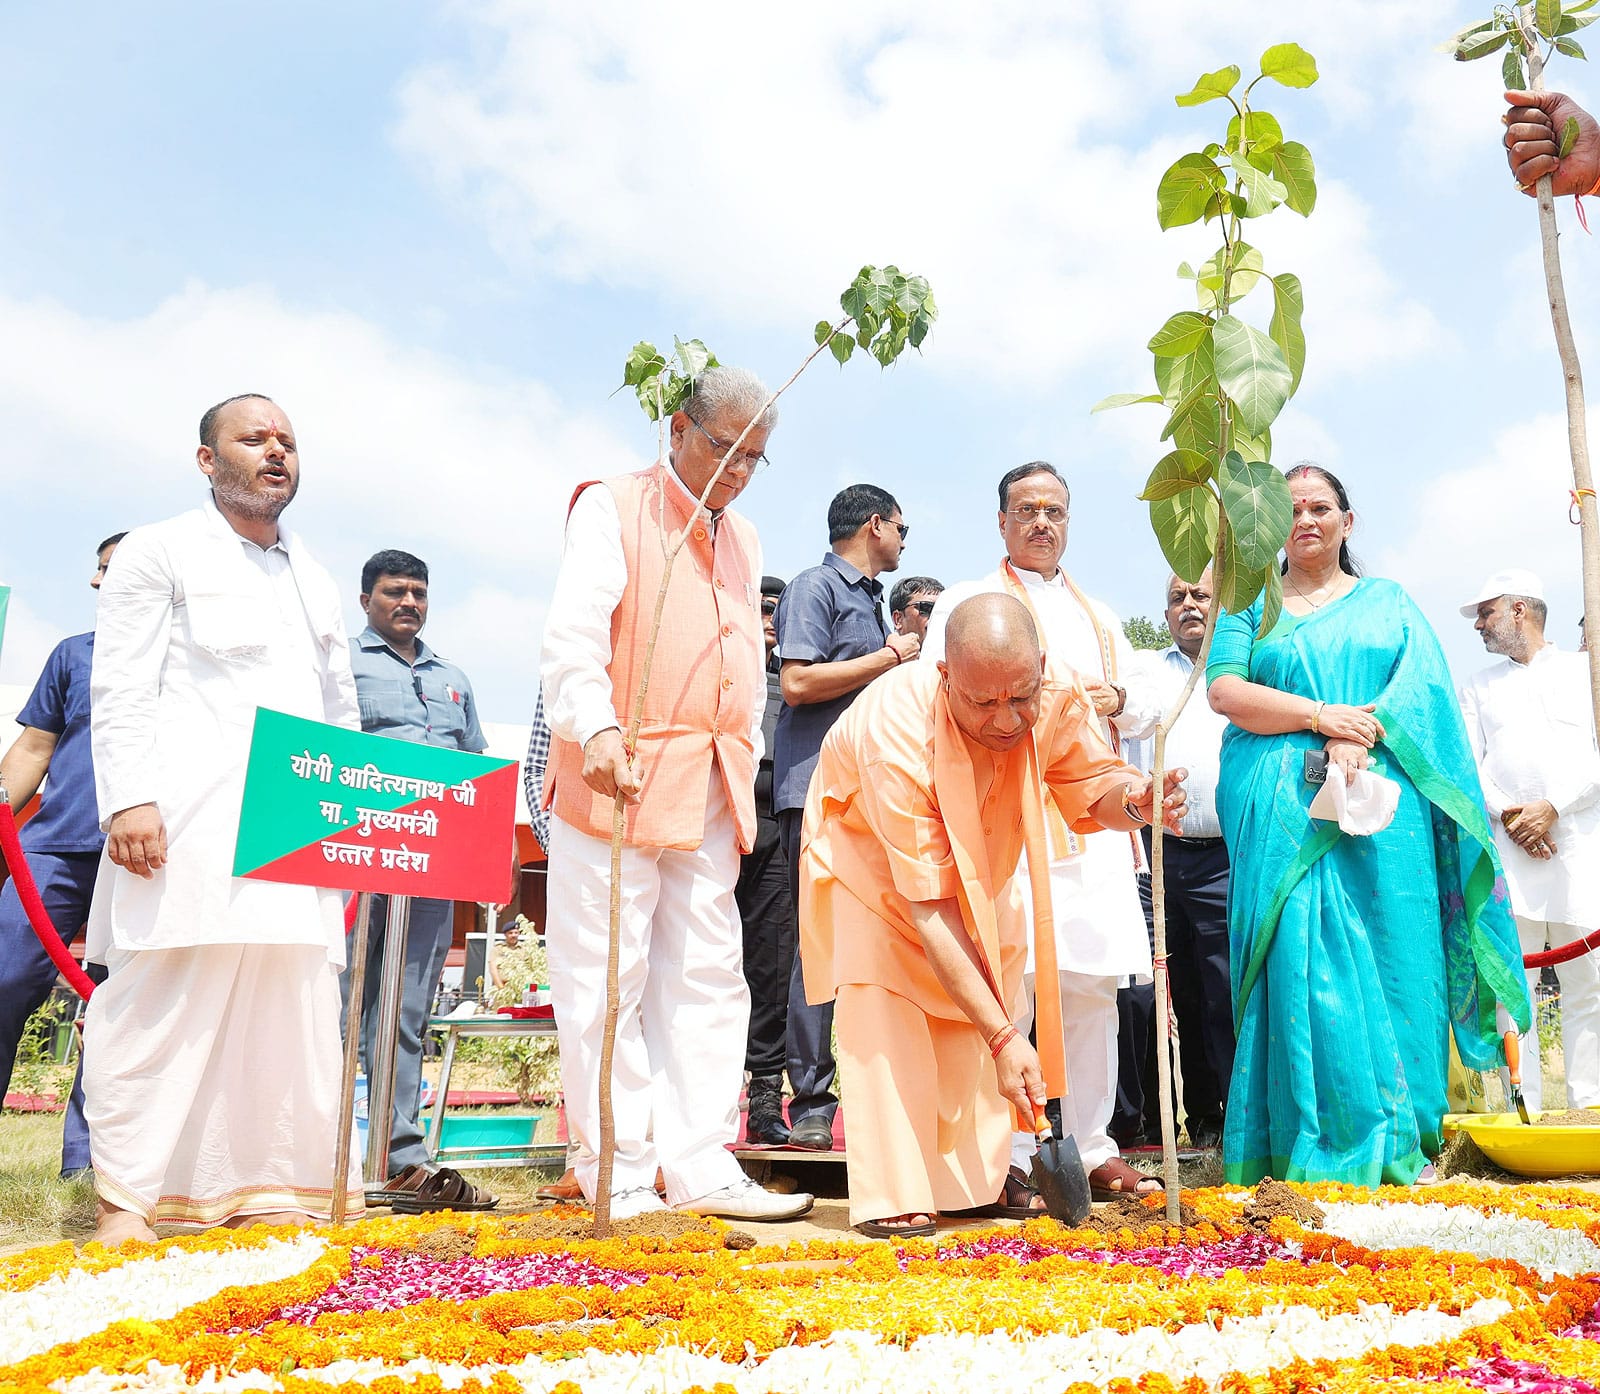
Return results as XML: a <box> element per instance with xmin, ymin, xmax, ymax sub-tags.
<box><xmin>939</xmin><ymin>595</ymin><xmax>1046</xmax><ymax>752</ymax></box>
<box><xmin>944</xmin><ymin>593</ymin><xmax>1041</xmax><ymax>669</ymax></box>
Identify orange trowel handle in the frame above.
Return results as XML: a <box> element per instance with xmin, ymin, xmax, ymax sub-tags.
<box><xmin>1503</xmin><ymin>1029</ymin><xmax>1522</xmax><ymax>1088</ymax></box>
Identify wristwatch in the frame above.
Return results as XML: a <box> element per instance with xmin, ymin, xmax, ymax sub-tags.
<box><xmin>1109</xmin><ymin>683</ymin><xmax>1127</xmax><ymax>718</ymax></box>
<box><xmin>1120</xmin><ymin>784</ymin><xmax>1149</xmax><ymax>826</ymax></box>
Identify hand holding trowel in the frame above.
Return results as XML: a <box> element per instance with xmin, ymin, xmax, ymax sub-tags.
<box><xmin>1504</xmin><ymin>1028</ymin><xmax>1533</xmax><ymax>1125</ymax></box>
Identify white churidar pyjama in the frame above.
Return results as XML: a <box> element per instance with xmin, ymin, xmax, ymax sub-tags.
<box><xmin>1009</xmin><ymin>968</ymin><xmax>1121</xmax><ymax>1174</ymax></box>
<box><xmin>546</xmin><ymin>767</ymin><xmax>751</xmax><ymax>1205</ymax></box>
<box><xmin>83</xmin><ymin>942</ymin><xmax>362</xmax><ymax>1227</ymax></box>
<box><xmin>1507</xmin><ymin>916</ymin><xmax>1600</xmax><ymax>1110</ymax></box>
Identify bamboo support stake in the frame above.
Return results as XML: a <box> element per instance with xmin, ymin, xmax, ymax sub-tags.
<box><xmin>591</xmin><ymin>321</ymin><xmax>852</xmax><ymax>1236</ymax></box>
<box><xmin>1148</xmin><ymin>576</ymin><xmax>1222</xmax><ymax>1224</ymax></box>
<box><xmin>1521</xmin><ymin>26</ymin><xmax>1600</xmax><ymax>745</ymax></box>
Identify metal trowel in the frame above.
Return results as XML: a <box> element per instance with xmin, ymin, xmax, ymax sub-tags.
<box><xmin>1028</xmin><ymin>1109</ymin><xmax>1092</xmax><ymax>1224</ymax></box>
<box><xmin>1504</xmin><ymin>1029</ymin><xmax>1533</xmax><ymax>1125</ymax></box>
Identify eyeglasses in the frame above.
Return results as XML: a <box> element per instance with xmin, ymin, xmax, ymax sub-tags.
<box><xmin>879</xmin><ymin>516</ymin><xmax>910</xmax><ymax>541</ymax></box>
<box><xmin>909</xmin><ymin>599</ymin><xmax>937</xmax><ymax>616</ymax></box>
<box><xmin>687</xmin><ymin>416</ymin><xmax>769</xmax><ymax>473</ymax></box>
<box><xmin>1006</xmin><ymin>504</ymin><xmax>1068</xmax><ymax>524</ymax></box>
<box><xmin>760</xmin><ymin>599</ymin><xmax>779</xmax><ymax>615</ymax></box>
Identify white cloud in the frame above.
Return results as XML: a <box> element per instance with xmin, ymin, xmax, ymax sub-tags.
<box><xmin>0</xmin><ymin>283</ymin><xmax>640</xmax><ymax>718</ymax></box>
<box><xmin>1374</xmin><ymin>410</ymin><xmax>1594</xmax><ymax>677</ymax></box>
<box><xmin>394</xmin><ymin>0</ymin><xmax>1457</xmax><ymax>392</ymax></box>
<box><xmin>0</xmin><ymin>581</ymin><xmax>67</xmax><ymax>694</ymax></box>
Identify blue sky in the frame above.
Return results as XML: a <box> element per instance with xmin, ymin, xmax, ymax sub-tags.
<box><xmin>4</xmin><ymin>0</ymin><xmax>1598</xmax><ymax>721</ymax></box>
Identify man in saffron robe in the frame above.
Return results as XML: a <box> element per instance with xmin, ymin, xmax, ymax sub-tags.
<box><xmin>799</xmin><ymin>594</ymin><xmax>1186</xmax><ymax>1236</ymax></box>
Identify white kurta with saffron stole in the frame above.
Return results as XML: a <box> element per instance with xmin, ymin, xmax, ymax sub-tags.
<box><xmin>926</xmin><ymin>564</ymin><xmax>1157</xmax><ymax>1174</ymax></box>
<box><xmin>85</xmin><ymin>497</ymin><xmax>361</xmax><ymax>1226</ymax></box>
<box><xmin>799</xmin><ymin>660</ymin><xmax>1132</xmax><ymax>1224</ymax></box>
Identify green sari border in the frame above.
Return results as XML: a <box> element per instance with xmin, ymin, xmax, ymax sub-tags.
<box><xmin>1377</xmin><ymin>706</ymin><xmax>1531</xmax><ymax>1038</ymax></box>
<box><xmin>1233</xmin><ymin>820</ymin><xmax>1341</xmax><ymax>1019</ymax></box>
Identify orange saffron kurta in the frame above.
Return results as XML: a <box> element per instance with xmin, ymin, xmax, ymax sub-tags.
<box><xmin>799</xmin><ymin>659</ymin><xmax>1136</xmax><ymax>1222</ymax></box>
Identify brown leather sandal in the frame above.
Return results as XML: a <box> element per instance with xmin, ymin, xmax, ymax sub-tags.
<box><xmin>366</xmin><ymin>1163</ymin><xmax>431</xmax><ymax>1208</ymax></box>
<box><xmin>391</xmin><ymin>1166</ymin><xmax>499</xmax><ymax>1214</ymax></box>
<box><xmin>1088</xmin><ymin>1156</ymin><xmax>1161</xmax><ymax>1201</ymax></box>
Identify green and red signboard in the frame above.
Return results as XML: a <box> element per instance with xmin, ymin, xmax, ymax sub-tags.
<box><xmin>232</xmin><ymin>707</ymin><xmax>518</xmax><ymax>903</ymax></box>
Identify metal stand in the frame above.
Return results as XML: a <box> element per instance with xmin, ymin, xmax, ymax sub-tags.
<box><xmin>363</xmin><ymin>893</ymin><xmax>412</xmax><ymax>1188</ymax></box>
<box><xmin>331</xmin><ymin>892</ymin><xmax>372</xmax><ymax>1223</ymax></box>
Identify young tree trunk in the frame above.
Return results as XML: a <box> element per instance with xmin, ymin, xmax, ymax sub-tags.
<box><xmin>1148</xmin><ymin>569</ymin><xmax>1222</xmax><ymax>1224</ymax></box>
<box><xmin>1526</xmin><ymin>40</ymin><xmax>1600</xmax><ymax>744</ymax></box>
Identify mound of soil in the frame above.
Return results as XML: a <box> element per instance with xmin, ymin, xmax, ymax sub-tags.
<box><xmin>505</xmin><ymin>1209</ymin><xmax>745</xmax><ymax>1246</ymax></box>
<box><xmin>1078</xmin><ymin>1194</ymin><xmax>1201</xmax><ymax>1234</ymax></box>
<box><xmin>1240</xmin><ymin>1177</ymin><xmax>1324</xmax><ymax>1233</ymax></box>
<box><xmin>1534</xmin><ymin>1108</ymin><xmax>1600</xmax><ymax>1127</ymax></box>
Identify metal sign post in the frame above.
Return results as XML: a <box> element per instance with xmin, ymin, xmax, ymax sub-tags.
<box><xmin>362</xmin><ymin>894</ymin><xmax>413</xmax><ymax>1190</ymax></box>
<box><xmin>331</xmin><ymin>892</ymin><xmax>372</xmax><ymax>1222</ymax></box>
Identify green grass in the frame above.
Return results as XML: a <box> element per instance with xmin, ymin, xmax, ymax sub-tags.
<box><xmin>0</xmin><ymin>1112</ymin><xmax>96</xmax><ymax>1250</ymax></box>
<box><xmin>0</xmin><ymin>1106</ymin><xmax>570</xmax><ymax>1254</ymax></box>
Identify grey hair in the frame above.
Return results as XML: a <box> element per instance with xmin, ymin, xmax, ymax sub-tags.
<box><xmin>684</xmin><ymin>366</ymin><xmax>778</xmax><ymax>434</ymax></box>
<box><xmin>1507</xmin><ymin>594</ymin><xmax>1548</xmax><ymax>625</ymax></box>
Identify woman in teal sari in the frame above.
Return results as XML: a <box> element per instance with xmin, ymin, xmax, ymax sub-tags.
<box><xmin>1207</xmin><ymin>465</ymin><xmax>1528</xmax><ymax>1186</ymax></box>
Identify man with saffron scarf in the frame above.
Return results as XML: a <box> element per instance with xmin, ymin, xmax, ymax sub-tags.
<box><xmin>799</xmin><ymin>594</ymin><xmax>1186</xmax><ymax>1236</ymax></box>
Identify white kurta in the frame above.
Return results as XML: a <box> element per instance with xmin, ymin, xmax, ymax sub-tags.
<box><xmin>88</xmin><ymin>498</ymin><xmax>357</xmax><ymax>961</ymax></box>
<box><xmin>925</xmin><ymin>566</ymin><xmax>1155</xmax><ymax>977</ymax></box>
<box><xmin>1124</xmin><ymin>646</ymin><xmax>1226</xmax><ymax>840</ymax></box>
<box><xmin>1459</xmin><ymin>645</ymin><xmax>1600</xmax><ymax>929</ymax></box>
<box><xmin>84</xmin><ymin>496</ymin><xmax>361</xmax><ymax>1225</ymax></box>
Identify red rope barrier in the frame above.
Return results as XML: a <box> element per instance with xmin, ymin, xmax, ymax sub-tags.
<box><xmin>1525</xmin><ymin>927</ymin><xmax>1600</xmax><ymax>970</ymax></box>
<box><xmin>0</xmin><ymin>803</ymin><xmax>97</xmax><ymax>1001</ymax></box>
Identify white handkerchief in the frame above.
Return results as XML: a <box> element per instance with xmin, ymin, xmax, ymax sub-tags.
<box><xmin>1309</xmin><ymin>766</ymin><xmax>1400</xmax><ymax>835</ymax></box>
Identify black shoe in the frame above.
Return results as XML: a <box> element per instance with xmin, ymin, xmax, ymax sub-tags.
<box><xmin>59</xmin><ymin>1166</ymin><xmax>94</xmax><ymax>1185</ymax></box>
<box><xmin>788</xmin><ymin>1115</ymin><xmax>835</xmax><ymax>1151</ymax></box>
<box><xmin>1187</xmin><ymin>1118</ymin><xmax>1223</xmax><ymax>1150</ymax></box>
<box><xmin>745</xmin><ymin>1075</ymin><xmax>792</xmax><ymax>1145</ymax></box>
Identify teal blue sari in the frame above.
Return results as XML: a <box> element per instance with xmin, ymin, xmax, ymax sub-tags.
<box><xmin>1208</xmin><ymin>578</ymin><xmax>1529</xmax><ymax>1186</ymax></box>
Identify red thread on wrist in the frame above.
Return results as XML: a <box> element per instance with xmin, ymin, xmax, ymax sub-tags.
<box><xmin>988</xmin><ymin>1025</ymin><xmax>1018</xmax><ymax>1059</ymax></box>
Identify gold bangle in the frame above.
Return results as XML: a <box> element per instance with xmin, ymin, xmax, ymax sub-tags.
<box><xmin>1311</xmin><ymin>701</ymin><xmax>1325</xmax><ymax>736</ymax></box>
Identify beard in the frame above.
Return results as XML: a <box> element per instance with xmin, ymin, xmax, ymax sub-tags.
<box><xmin>1481</xmin><ymin>616</ymin><xmax>1522</xmax><ymax>657</ymax></box>
<box><xmin>210</xmin><ymin>458</ymin><xmax>297</xmax><ymax>521</ymax></box>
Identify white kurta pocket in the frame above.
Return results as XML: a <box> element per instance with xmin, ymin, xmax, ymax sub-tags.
<box><xmin>185</xmin><ymin>592</ymin><xmax>270</xmax><ymax>664</ymax></box>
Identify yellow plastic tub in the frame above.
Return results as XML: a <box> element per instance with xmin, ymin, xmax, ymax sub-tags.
<box><xmin>1443</xmin><ymin>1111</ymin><xmax>1600</xmax><ymax>1178</ymax></box>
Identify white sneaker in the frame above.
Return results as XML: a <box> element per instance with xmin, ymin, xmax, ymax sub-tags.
<box><xmin>608</xmin><ymin>1186</ymin><xmax>668</xmax><ymax>1220</ymax></box>
<box><xmin>677</xmin><ymin>1176</ymin><xmax>814</xmax><ymax>1222</ymax></box>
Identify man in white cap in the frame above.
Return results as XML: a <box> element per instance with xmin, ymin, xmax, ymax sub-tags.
<box><xmin>1459</xmin><ymin>569</ymin><xmax>1600</xmax><ymax>1110</ymax></box>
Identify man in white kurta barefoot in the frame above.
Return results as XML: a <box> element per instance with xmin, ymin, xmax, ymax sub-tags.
<box><xmin>1460</xmin><ymin>570</ymin><xmax>1600</xmax><ymax>1110</ymax></box>
<box><xmin>86</xmin><ymin>394</ymin><xmax>362</xmax><ymax>1245</ymax></box>
<box><xmin>925</xmin><ymin>461</ymin><xmax>1162</xmax><ymax>1200</ymax></box>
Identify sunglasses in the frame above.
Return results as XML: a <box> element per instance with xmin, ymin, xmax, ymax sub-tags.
<box><xmin>909</xmin><ymin>599</ymin><xmax>937</xmax><ymax>616</ymax></box>
<box><xmin>761</xmin><ymin>599</ymin><xmax>779</xmax><ymax>615</ymax></box>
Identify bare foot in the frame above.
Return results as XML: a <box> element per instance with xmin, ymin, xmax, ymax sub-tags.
<box><xmin>220</xmin><ymin>1210</ymin><xmax>312</xmax><ymax>1230</ymax></box>
<box><xmin>93</xmin><ymin>1202</ymin><xmax>157</xmax><ymax>1248</ymax></box>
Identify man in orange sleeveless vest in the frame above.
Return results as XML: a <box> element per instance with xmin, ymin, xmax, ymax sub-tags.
<box><xmin>541</xmin><ymin>366</ymin><xmax>813</xmax><ymax>1223</ymax></box>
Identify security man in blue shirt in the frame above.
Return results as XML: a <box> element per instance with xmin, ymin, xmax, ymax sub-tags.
<box><xmin>346</xmin><ymin>549</ymin><xmax>486</xmax><ymax>1191</ymax></box>
<box><xmin>0</xmin><ymin>531</ymin><xmax>124</xmax><ymax>1179</ymax></box>
<box><xmin>772</xmin><ymin>485</ymin><xmax>915</xmax><ymax>1151</ymax></box>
